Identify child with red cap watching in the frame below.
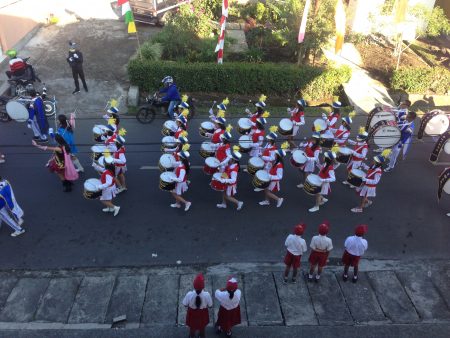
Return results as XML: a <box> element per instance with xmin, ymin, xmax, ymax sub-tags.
<box><xmin>215</xmin><ymin>277</ymin><xmax>242</xmax><ymax>337</ymax></box>
<box><xmin>342</xmin><ymin>224</ymin><xmax>368</xmax><ymax>283</ymax></box>
<box><xmin>308</xmin><ymin>221</ymin><xmax>333</xmax><ymax>282</ymax></box>
<box><xmin>182</xmin><ymin>273</ymin><xmax>213</xmax><ymax>338</ymax></box>
<box><xmin>283</xmin><ymin>223</ymin><xmax>307</xmax><ymax>284</ymax></box>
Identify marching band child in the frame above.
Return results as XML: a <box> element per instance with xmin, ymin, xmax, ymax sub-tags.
<box><xmin>308</xmin><ymin>221</ymin><xmax>333</xmax><ymax>282</ymax></box>
<box><xmin>96</xmin><ymin>154</ymin><xmax>120</xmax><ymax>216</ymax></box>
<box><xmin>209</xmin><ymin>98</ymin><xmax>229</xmax><ymax>122</ymax></box>
<box><xmin>113</xmin><ymin>129</ymin><xmax>128</xmax><ymax>194</ymax></box>
<box><xmin>216</xmin><ymin>147</ymin><xmax>244</xmax><ymax>211</ymax></box>
<box><xmin>343</xmin><ymin>128</ymin><xmax>369</xmax><ymax>187</ymax></box>
<box><xmin>170</xmin><ymin>144</ymin><xmax>192</xmax><ymax>212</ymax></box>
<box><xmin>261</xmin><ymin>126</ymin><xmax>278</xmax><ymax>170</ymax></box>
<box><xmin>322</xmin><ymin>101</ymin><xmax>341</xmax><ymax>134</ymax></box>
<box><xmin>246</xmin><ymin>95</ymin><xmax>267</xmax><ymax>126</ymax></box>
<box><xmin>298</xmin><ymin>132</ymin><xmax>321</xmax><ymax>188</ymax></box>
<box><xmin>334</xmin><ymin>115</ymin><xmax>353</xmax><ymax>146</ymax></box>
<box><xmin>287</xmin><ymin>99</ymin><xmax>306</xmax><ymax>148</ymax></box>
<box><xmin>283</xmin><ymin>223</ymin><xmax>307</xmax><ymax>284</ymax></box>
<box><xmin>174</xmin><ymin>115</ymin><xmax>188</xmax><ymax>139</ymax></box>
<box><xmin>308</xmin><ymin>149</ymin><xmax>337</xmax><ymax>213</ymax></box>
<box><xmin>207</xmin><ymin>117</ymin><xmax>226</xmax><ymax>144</ymax></box>
<box><xmin>212</xmin><ymin>126</ymin><xmax>233</xmax><ymax>171</ymax></box>
<box><xmin>249</xmin><ymin>117</ymin><xmax>266</xmax><ymax>157</ymax></box>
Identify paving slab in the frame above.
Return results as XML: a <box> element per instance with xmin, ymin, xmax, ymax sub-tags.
<box><xmin>0</xmin><ymin>277</ymin><xmax>18</xmax><ymax>312</ymax></box>
<box><xmin>336</xmin><ymin>272</ymin><xmax>386</xmax><ymax>323</ymax></box>
<box><xmin>307</xmin><ymin>274</ymin><xmax>353</xmax><ymax>325</ymax></box>
<box><xmin>211</xmin><ymin>274</ymin><xmax>248</xmax><ymax>327</ymax></box>
<box><xmin>178</xmin><ymin>274</ymin><xmax>214</xmax><ymax>326</ymax></box>
<box><xmin>367</xmin><ymin>271</ymin><xmax>419</xmax><ymax>323</ymax></box>
<box><xmin>432</xmin><ymin>270</ymin><xmax>450</xmax><ymax>309</ymax></box>
<box><xmin>35</xmin><ymin>278</ymin><xmax>81</xmax><ymax>323</ymax></box>
<box><xmin>68</xmin><ymin>276</ymin><xmax>115</xmax><ymax>324</ymax></box>
<box><xmin>0</xmin><ymin>278</ymin><xmax>49</xmax><ymax>322</ymax></box>
<box><xmin>397</xmin><ymin>271</ymin><xmax>450</xmax><ymax>321</ymax></box>
<box><xmin>274</xmin><ymin>272</ymin><xmax>318</xmax><ymax>326</ymax></box>
<box><xmin>244</xmin><ymin>273</ymin><xmax>283</xmax><ymax>326</ymax></box>
<box><xmin>141</xmin><ymin>275</ymin><xmax>178</xmax><ymax>326</ymax></box>
<box><xmin>105</xmin><ymin>275</ymin><xmax>147</xmax><ymax>324</ymax></box>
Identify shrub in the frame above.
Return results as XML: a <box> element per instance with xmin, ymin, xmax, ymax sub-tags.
<box><xmin>302</xmin><ymin>65</ymin><xmax>352</xmax><ymax>101</ymax></box>
<box><xmin>391</xmin><ymin>67</ymin><xmax>450</xmax><ymax>94</ymax></box>
<box><xmin>139</xmin><ymin>42</ymin><xmax>163</xmax><ymax>61</ymax></box>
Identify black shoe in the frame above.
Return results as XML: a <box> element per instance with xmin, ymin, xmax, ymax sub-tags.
<box><xmin>72</xmin><ymin>89</ymin><xmax>80</xmax><ymax>95</ymax></box>
<box><xmin>84</xmin><ymin>87</ymin><xmax>88</xmax><ymax>92</ymax></box>
<box><xmin>226</xmin><ymin>331</ymin><xmax>232</xmax><ymax>337</ymax></box>
<box><xmin>62</xmin><ymin>180</ymin><xmax>69</xmax><ymax>192</ymax></box>
<box><xmin>291</xmin><ymin>278</ymin><xmax>297</xmax><ymax>284</ymax></box>
<box><xmin>342</xmin><ymin>274</ymin><xmax>348</xmax><ymax>282</ymax></box>
<box><xmin>37</xmin><ymin>138</ymin><xmax>49</xmax><ymax>143</ymax></box>
<box><xmin>352</xmin><ymin>276</ymin><xmax>358</xmax><ymax>283</ymax></box>
<box><xmin>33</xmin><ymin>136</ymin><xmax>40</xmax><ymax>140</ymax></box>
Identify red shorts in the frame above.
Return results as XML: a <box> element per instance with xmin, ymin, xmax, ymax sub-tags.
<box><xmin>284</xmin><ymin>251</ymin><xmax>301</xmax><ymax>269</ymax></box>
<box><xmin>308</xmin><ymin>250</ymin><xmax>329</xmax><ymax>267</ymax></box>
<box><xmin>341</xmin><ymin>250</ymin><xmax>361</xmax><ymax>267</ymax></box>
<box><xmin>186</xmin><ymin>307</ymin><xmax>209</xmax><ymax>331</ymax></box>
<box><xmin>217</xmin><ymin>305</ymin><xmax>241</xmax><ymax>332</ymax></box>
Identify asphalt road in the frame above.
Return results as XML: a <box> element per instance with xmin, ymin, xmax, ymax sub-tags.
<box><xmin>0</xmin><ymin>113</ymin><xmax>448</xmax><ymax>270</ymax></box>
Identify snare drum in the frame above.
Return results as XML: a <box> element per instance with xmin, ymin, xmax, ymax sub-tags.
<box><xmin>369</xmin><ymin>120</ymin><xmax>401</xmax><ymax>148</ymax></box>
<box><xmin>320</xmin><ymin>135</ymin><xmax>334</xmax><ymax>148</ymax></box>
<box><xmin>161</xmin><ymin>120</ymin><xmax>178</xmax><ymax>136</ymax></box>
<box><xmin>252</xmin><ymin>170</ymin><xmax>271</xmax><ymax>189</ymax></box>
<box><xmin>239</xmin><ymin>135</ymin><xmax>252</xmax><ymax>153</ymax></box>
<box><xmin>161</xmin><ymin>136</ymin><xmax>177</xmax><ymax>151</ymax></box>
<box><xmin>199</xmin><ymin>121</ymin><xmax>215</xmax><ymax>137</ymax></box>
<box><xmin>211</xmin><ymin>172</ymin><xmax>226</xmax><ymax>191</ymax></box>
<box><xmin>237</xmin><ymin>118</ymin><xmax>252</xmax><ymax>134</ymax></box>
<box><xmin>279</xmin><ymin>118</ymin><xmax>293</xmax><ymax>136</ymax></box>
<box><xmin>369</xmin><ymin>111</ymin><xmax>396</xmax><ymax>128</ymax></box>
<box><xmin>91</xmin><ymin>144</ymin><xmax>106</xmax><ymax>161</ymax></box>
<box><xmin>159</xmin><ymin>171</ymin><xmax>177</xmax><ymax>191</ymax></box>
<box><xmin>347</xmin><ymin>169</ymin><xmax>366</xmax><ymax>187</ymax></box>
<box><xmin>336</xmin><ymin>147</ymin><xmax>353</xmax><ymax>164</ymax></box>
<box><xmin>290</xmin><ymin>150</ymin><xmax>307</xmax><ymax>168</ymax></box>
<box><xmin>247</xmin><ymin>157</ymin><xmax>265</xmax><ymax>175</ymax></box>
<box><xmin>303</xmin><ymin>174</ymin><xmax>322</xmax><ymax>195</ymax></box>
<box><xmin>83</xmin><ymin>178</ymin><xmax>102</xmax><ymax>200</ymax></box>
<box><xmin>93</xmin><ymin>125</ymin><xmax>107</xmax><ymax>142</ymax></box>
<box><xmin>425</xmin><ymin>112</ymin><xmax>449</xmax><ymax>136</ymax></box>
<box><xmin>203</xmin><ymin>157</ymin><xmax>220</xmax><ymax>175</ymax></box>
<box><xmin>199</xmin><ymin>141</ymin><xmax>215</xmax><ymax>158</ymax></box>
<box><xmin>314</xmin><ymin>119</ymin><xmax>327</xmax><ymax>132</ymax></box>
<box><xmin>158</xmin><ymin>154</ymin><xmax>176</xmax><ymax>172</ymax></box>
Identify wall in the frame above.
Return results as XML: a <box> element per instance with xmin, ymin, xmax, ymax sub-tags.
<box><xmin>435</xmin><ymin>0</ymin><xmax>450</xmax><ymax>18</ymax></box>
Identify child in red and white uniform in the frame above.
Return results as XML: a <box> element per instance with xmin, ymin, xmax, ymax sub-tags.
<box><xmin>343</xmin><ymin>130</ymin><xmax>369</xmax><ymax>187</ymax></box>
<box><xmin>322</xmin><ymin>101</ymin><xmax>341</xmax><ymax>134</ymax></box>
<box><xmin>249</xmin><ymin>118</ymin><xmax>266</xmax><ymax>157</ymax></box>
<box><xmin>259</xmin><ymin>148</ymin><xmax>286</xmax><ymax>207</ymax></box>
<box><xmin>261</xmin><ymin>130</ymin><xmax>278</xmax><ymax>170</ymax></box>
<box><xmin>212</xmin><ymin>132</ymin><xmax>232</xmax><ymax>171</ymax></box>
<box><xmin>308</xmin><ymin>221</ymin><xmax>333</xmax><ymax>282</ymax></box>
<box><xmin>174</xmin><ymin>115</ymin><xmax>188</xmax><ymax>139</ymax></box>
<box><xmin>216</xmin><ymin>149</ymin><xmax>244</xmax><ymax>211</ymax></box>
<box><xmin>334</xmin><ymin>117</ymin><xmax>352</xmax><ymax>146</ymax></box>
<box><xmin>113</xmin><ymin>135</ymin><xmax>127</xmax><ymax>194</ymax></box>
<box><xmin>206</xmin><ymin>117</ymin><xmax>226</xmax><ymax>144</ymax></box>
<box><xmin>182</xmin><ymin>274</ymin><xmax>212</xmax><ymax>338</ymax></box>
<box><xmin>96</xmin><ymin>156</ymin><xmax>120</xmax><ymax>216</ymax></box>
<box><xmin>170</xmin><ymin>148</ymin><xmax>192</xmax><ymax>211</ymax></box>
<box><xmin>342</xmin><ymin>224</ymin><xmax>368</xmax><ymax>283</ymax></box>
<box><xmin>246</xmin><ymin>99</ymin><xmax>266</xmax><ymax>127</ymax></box>
<box><xmin>287</xmin><ymin>99</ymin><xmax>306</xmax><ymax>148</ymax></box>
<box><xmin>309</xmin><ymin>151</ymin><xmax>336</xmax><ymax>213</ymax></box>
<box><xmin>298</xmin><ymin>132</ymin><xmax>321</xmax><ymax>188</ymax></box>
<box><xmin>283</xmin><ymin>223</ymin><xmax>308</xmax><ymax>284</ymax></box>
<box><xmin>215</xmin><ymin>277</ymin><xmax>242</xmax><ymax>337</ymax></box>
<box><xmin>104</xmin><ymin>124</ymin><xmax>118</xmax><ymax>152</ymax></box>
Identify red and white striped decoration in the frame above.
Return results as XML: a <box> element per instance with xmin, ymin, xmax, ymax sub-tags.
<box><xmin>215</xmin><ymin>0</ymin><xmax>229</xmax><ymax>64</ymax></box>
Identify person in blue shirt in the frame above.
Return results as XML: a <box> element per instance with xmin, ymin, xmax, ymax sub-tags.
<box><xmin>159</xmin><ymin>76</ymin><xmax>180</xmax><ymax>119</ymax></box>
<box><xmin>27</xmin><ymin>89</ymin><xmax>49</xmax><ymax>142</ymax></box>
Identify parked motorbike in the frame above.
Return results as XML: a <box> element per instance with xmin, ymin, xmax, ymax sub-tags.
<box><xmin>7</xmin><ymin>57</ymin><xmax>41</xmax><ymax>97</ymax></box>
<box><xmin>0</xmin><ymin>96</ymin><xmax>11</xmax><ymax>122</ymax></box>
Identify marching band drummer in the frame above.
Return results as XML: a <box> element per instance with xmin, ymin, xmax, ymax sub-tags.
<box><xmin>170</xmin><ymin>144</ymin><xmax>192</xmax><ymax>212</ymax></box>
<box><xmin>209</xmin><ymin>98</ymin><xmax>229</xmax><ymax>121</ymax></box>
<box><xmin>104</xmin><ymin>119</ymin><xmax>118</xmax><ymax>152</ymax></box>
<box><xmin>103</xmin><ymin>106</ymin><xmax>120</xmax><ymax>127</ymax></box>
<box><xmin>343</xmin><ymin>128</ymin><xmax>369</xmax><ymax>187</ymax></box>
<box><xmin>216</xmin><ymin>146</ymin><xmax>244</xmax><ymax>211</ymax></box>
<box><xmin>175</xmin><ymin>99</ymin><xmax>190</xmax><ymax>120</ymax></box>
<box><xmin>287</xmin><ymin>99</ymin><xmax>306</xmax><ymax>148</ymax></box>
<box><xmin>308</xmin><ymin>149</ymin><xmax>337</xmax><ymax>213</ymax></box>
<box><xmin>212</xmin><ymin>129</ymin><xmax>232</xmax><ymax>171</ymax></box>
<box><xmin>259</xmin><ymin>143</ymin><xmax>289</xmax><ymax>207</ymax></box>
<box><xmin>95</xmin><ymin>155</ymin><xmax>120</xmax><ymax>216</ymax></box>
<box><xmin>174</xmin><ymin>115</ymin><xmax>188</xmax><ymax>139</ymax></box>
<box><xmin>261</xmin><ymin>126</ymin><xmax>279</xmax><ymax>170</ymax></box>
<box><xmin>333</xmin><ymin>116</ymin><xmax>353</xmax><ymax>146</ymax></box>
<box><xmin>322</xmin><ymin>101</ymin><xmax>342</xmax><ymax>134</ymax></box>
<box><xmin>246</xmin><ymin>95</ymin><xmax>267</xmax><ymax>127</ymax></box>
<box><xmin>113</xmin><ymin>130</ymin><xmax>127</xmax><ymax>194</ymax></box>
<box><xmin>206</xmin><ymin>117</ymin><xmax>226</xmax><ymax>144</ymax></box>
<box><xmin>164</xmin><ymin>135</ymin><xmax>189</xmax><ymax>162</ymax></box>
<box><xmin>297</xmin><ymin>132</ymin><xmax>321</xmax><ymax>189</ymax></box>
<box><xmin>249</xmin><ymin>117</ymin><xmax>266</xmax><ymax>157</ymax></box>
<box><xmin>351</xmin><ymin>150</ymin><xmax>390</xmax><ymax>213</ymax></box>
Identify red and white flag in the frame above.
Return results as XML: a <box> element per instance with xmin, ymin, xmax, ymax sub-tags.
<box><xmin>298</xmin><ymin>0</ymin><xmax>311</xmax><ymax>43</ymax></box>
<box><xmin>215</xmin><ymin>0</ymin><xmax>229</xmax><ymax>64</ymax></box>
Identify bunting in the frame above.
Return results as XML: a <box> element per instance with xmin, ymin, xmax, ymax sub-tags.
<box><xmin>298</xmin><ymin>0</ymin><xmax>311</xmax><ymax>43</ymax></box>
<box><xmin>215</xmin><ymin>0</ymin><xmax>229</xmax><ymax>64</ymax></box>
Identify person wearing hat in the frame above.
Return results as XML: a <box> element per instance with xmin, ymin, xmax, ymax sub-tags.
<box><xmin>57</xmin><ymin>114</ymin><xmax>84</xmax><ymax>173</ymax></box>
<box><xmin>209</xmin><ymin>98</ymin><xmax>228</xmax><ymax>121</ymax></box>
<box><xmin>259</xmin><ymin>145</ymin><xmax>287</xmax><ymax>207</ymax></box>
<box><xmin>206</xmin><ymin>118</ymin><xmax>226</xmax><ymax>144</ymax></box>
<box><xmin>113</xmin><ymin>134</ymin><xmax>127</xmax><ymax>194</ymax></box>
<box><xmin>216</xmin><ymin>147</ymin><xmax>244</xmax><ymax>210</ymax></box>
<box><xmin>103</xmin><ymin>106</ymin><xmax>120</xmax><ymax>127</ymax></box>
<box><xmin>342</xmin><ymin>224</ymin><xmax>368</xmax><ymax>283</ymax></box>
<box><xmin>104</xmin><ymin>123</ymin><xmax>118</xmax><ymax>152</ymax></box>
<box><xmin>308</xmin><ymin>221</ymin><xmax>333</xmax><ymax>282</ymax></box>
<box><xmin>163</xmin><ymin>135</ymin><xmax>188</xmax><ymax>160</ymax></box>
<box><xmin>309</xmin><ymin>150</ymin><xmax>336</xmax><ymax>213</ymax></box>
<box><xmin>170</xmin><ymin>146</ymin><xmax>192</xmax><ymax>211</ymax></box>
<box><xmin>0</xmin><ymin>177</ymin><xmax>26</xmax><ymax>237</ymax></box>
<box><xmin>182</xmin><ymin>273</ymin><xmax>213</xmax><ymax>338</ymax></box>
<box><xmin>246</xmin><ymin>97</ymin><xmax>266</xmax><ymax>127</ymax></box>
<box><xmin>27</xmin><ymin>89</ymin><xmax>49</xmax><ymax>143</ymax></box>
<box><xmin>343</xmin><ymin>128</ymin><xmax>369</xmax><ymax>187</ymax></box>
<box><xmin>334</xmin><ymin>117</ymin><xmax>352</xmax><ymax>146</ymax></box>
<box><xmin>249</xmin><ymin>118</ymin><xmax>266</xmax><ymax>157</ymax></box>
<box><xmin>297</xmin><ymin>132</ymin><xmax>321</xmax><ymax>188</ymax></box>
<box><xmin>66</xmin><ymin>41</ymin><xmax>88</xmax><ymax>94</ymax></box>
<box><xmin>287</xmin><ymin>99</ymin><xmax>306</xmax><ymax>148</ymax></box>
<box><xmin>322</xmin><ymin>101</ymin><xmax>342</xmax><ymax>134</ymax></box>
<box><xmin>5</xmin><ymin>49</ymin><xmax>27</xmax><ymax>79</ymax></box>
<box><xmin>215</xmin><ymin>277</ymin><xmax>242</xmax><ymax>336</ymax></box>
<box><xmin>159</xmin><ymin>76</ymin><xmax>181</xmax><ymax>119</ymax></box>
<box><xmin>283</xmin><ymin>224</ymin><xmax>308</xmax><ymax>284</ymax></box>
<box><xmin>261</xmin><ymin>128</ymin><xmax>278</xmax><ymax>170</ymax></box>
<box><xmin>94</xmin><ymin>155</ymin><xmax>120</xmax><ymax>216</ymax></box>
<box><xmin>212</xmin><ymin>131</ymin><xmax>232</xmax><ymax>172</ymax></box>
<box><xmin>174</xmin><ymin>115</ymin><xmax>188</xmax><ymax>139</ymax></box>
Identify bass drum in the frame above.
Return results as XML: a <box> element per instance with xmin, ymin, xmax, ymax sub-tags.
<box><xmin>369</xmin><ymin>111</ymin><xmax>396</xmax><ymax>129</ymax></box>
<box><xmin>159</xmin><ymin>172</ymin><xmax>177</xmax><ymax>191</ymax></box>
<box><xmin>252</xmin><ymin>170</ymin><xmax>271</xmax><ymax>189</ymax></box>
<box><xmin>159</xmin><ymin>154</ymin><xmax>176</xmax><ymax>172</ymax></box>
<box><xmin>290</xmin><ymin>150</ymin><xmax>307</xmax><ymax>168</ymax></box>
<box><xmin>347</xmin><ymin>169</ymin><xmax>366</xmax><ymax>187</ymax></box>
<box><xmin>303</xmin><ymin>174</ymin><xmax>322</xmax><ymax>195</ymax></box>
<box><xmin>369</xmin><ymin>120</ymin><xmax>401</xmax><ymax>148</ymax></box>
<box><xmin>247</xmin><ymin>157</ymin><xmax>264</xmax><ymax>175</ymax></box>
<box><xmin>238</xmin><ymin>135</ymin><xmax>252</xmax><ymax>153</ymax></box>
<box><xmin>5</xmin><ymin>101</ymin><xmax>29</xmax><ymax>122</ymax></box>
<box><xmin>83</xmin><ymin>178</ymin><xmax>102</xmax><ymax>200</ymax></box>
<box><xmin>278</xmin><ymin>118</ymin><xmax>293</xmax><ymax>136</ymax></box>
<box><xmin>237</xmin><ymin>118</ymin><xmax>252</xmax><ymax>135</ymax></box>
<box><xmin>425</xmin><ymin>113</ymin><xmax>449</xmax><ymax>136</ymax></box>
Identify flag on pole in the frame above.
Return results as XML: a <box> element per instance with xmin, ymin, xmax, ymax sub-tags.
<box><xmin>394</xmin><ymin>0</ymin><xmax>408</xmax><ymax>24</ymax></box>
<box><xmin>334</xmin><ymin>0</ymin><xmax>346</xmax><ymax>54</ymax></box>
<box><xmin>215</xmin><ymin>0</ymin><xmax>229</xmax><ymax>64</ymax></box>
<box><xmin>118</xmin><ymin>0</ymin><xmax>137</xmax><ymax>34</ymax></box>
<box><xmin>298</xmin><ymin>0</ymin><xmax>311</xmax><ymax>43</ymax></box>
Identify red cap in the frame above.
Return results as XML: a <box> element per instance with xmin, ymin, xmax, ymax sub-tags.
<box><xmin>226</xmin><ymin>277</ymin><xmax>238</xmax><ymax>292</ymax></box>
<box><xmin>355</xmin><ymin>224</ymin><xmax>368</xmax><ymax>237</ymax></box>
<box><xmin>318</xmin><ymin>221</ymin><xmax>330</xmax><ymax>235</ymax></box>
<box><xmin>193</xmin><ymin>273</ymin><xmax>205</xmax><ymax>290</ymax></box>
<box><xmin>294</xmin><ymin>223</ymin><xmax>305</xmax><ymax>235</ymax></box>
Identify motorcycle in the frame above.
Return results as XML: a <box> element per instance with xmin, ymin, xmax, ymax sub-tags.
<box><xmin>7</xmin><ymin>57</ymin><xmax>41</xmax><ymax>97</ymax></box>
<box><xmin>0</xmin><ymin>96</ymin><xmax>11</xmax><ymax>122</ymax></box>
<box><xmin>136</xmin><ymin>92</ymin><xmax>195</xmax><ymax>124</ymax></box>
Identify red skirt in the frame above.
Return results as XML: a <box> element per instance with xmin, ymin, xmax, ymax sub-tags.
<box><xmin>308</xmin><ymin>250</ymin><xmax>329</xmax><ymax>267</ymax></box>
<box><xmin>342</xmin><ymin>250</ymin><xmax>361</xmax><ymax>267</ymax></box>
<box><xmin>284</xmin><ymin>251</ymin><xmax>301</xmax><ymax>269</ymax></box>
<box><xmin>186</xmin><ymin>307</ymin><xmax>209</xmax><ymax>331</ymax></box>
<box><xmin>217</xmin><ymin>305</ymin><xmax>241</xmax><ymax>332</ymax></box>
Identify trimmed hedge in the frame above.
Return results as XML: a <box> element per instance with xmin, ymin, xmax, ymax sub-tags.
<box><xmin>128</xmin><ymin>60</ymin><xmax>351</xmax><ymax>100</ymax></box>
<box><xmin>391</xmin><ymin>67</ymin><xmax>450</xmax><ymax>95</ymax></box>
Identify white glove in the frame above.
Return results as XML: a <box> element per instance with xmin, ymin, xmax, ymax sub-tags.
<box><xmin>73</xmin><ymin>53</ymin><xmax>79</xmax><ymax>59</ymax></box>
<box><xmin>69</xmin><ymin>57</ymin><xmax>73</xmax><ymax>62</ymax></box>
<box><xmin>322</xmin><ymin>113</ymin><xmax>327</xmax><ymax>120</ymax></box>
<box><xmin>27</xmin><ymin>120</ymin><xmax>32</xmax><ymax>129</ymax></box>
<box><xmin>96</xmin><ymin>185</ymin><xmax>102</xmax><ymax>191</ymax></box>
<box><xmin>287</xmin><ymin>108</ymin><xmax>291</xmax><ymax>113</ymax></box>
<box><xmin>245</xmin><ymin>108</ymin><xmax>250</xmax><ymax>114</ymax></box>
<box><xmin>208</xmin><ymin>108</ymin><xmax>213</xmax><ymax>115</ymax></box>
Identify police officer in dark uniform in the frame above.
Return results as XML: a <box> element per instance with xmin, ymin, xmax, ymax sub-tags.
<box><xmin>66</xmin><ymin>41</ymin><xmax>88</xmax><ymax>94</ymax></box>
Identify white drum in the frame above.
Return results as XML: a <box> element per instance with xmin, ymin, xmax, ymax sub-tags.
<box><xmin>6</xmin><ymin>101</ymin><xmax>29</xmax><ymax>122</ymax></box>
<box><xmin>336</xmin><ymin>147</ymin><xmax>353</xmax><ymax>164</ymax></box>
<box><xmin>445</xmin><ymin>140</ymin><xmax>450</xmax><ymax>155</ymax></box>
<box><xmin>199</xmin><ymin>121</ymin><xmax>215</xmax><ymax>137</ymax></box>
<box><xmin>369</xmin><ymin>111</ymin><xmax>396</xmax><ymax>128</ymax></box>
<box><xmin>159</xmin><ymin>171</ymin><xmax>177</xmax><ymax>191</ymax></box>
<box><xmin>161</xmin><ymin>136</ymin><xmax>177</xmax><ymax>149</ymax></box>
<box><xmin>158</xmin><ymin>154</ymin><xmax>176</xmax><ymax>172</ymax></box>
<box><xmin>199</xmin><ymin>141</ymin><xmax>215</xmax><ymax>158</ymax></box>
<box><xmin>313</xmin><ymin>119</ymin><xmax>327</xmax><ymax>132</ymax></box>
<box><xmin>425</xmin><ymin>113</ymin><xmax>449</xmax><ymax>136</ymax></box>
<box><xmin>161</xmin><ymin>120</ymin><xmax>178</xmax><ymax>136</ymax></box>
<box><xmin>303</xmin><ymin>174</ymin><xmax>323</xmax><ymax>195</ymax></box>
<box><xmin>247</xmin><ymin>157</ymin><xmax>265</xmax><ymax>175</ymax></box>
<box><xmin>203</xmin><ymin>157</ymin><xmax>220</xmax><ymax>175</ymax></box>
<box><xmin>91</xmin><ymin>144</ymin><xmax>107</xmax><ymax>161</ymax></box>
<box><xmin>239</xmin><ymin>135</ymin><xmax>252</xmax><ymax>153</ymax></box>
<box><xmin>279</xmin><ymin>118</ymin><xmax>293</xmax><ymax>136</ymax></box>
<box><xmin>252</xmin><ymin>170</ymin><xmax>271</xmax><ymax>189</ymax></box>
<box><xmin>290</xmin><ymin>150</ymin><xmax>307</xmax><ymax>168</ymax></box>
<box><xmin>93</xmin><ymin>125</ymin><xmax>107</xmax><ymax>142</ymax></box>
<box><xmin>444</xmin><ymin>179</ymin><xmax>450</xmax><ymax>194</ymax></box>
<box><xmin>237</xmin><ymin>118</ymin><xmax>252</xmax><ymax>134</ymax></box>
<box><xmin>83</xmin><ymin>178</ymin><xmax>102</xmax><ymax>200</ymax></box>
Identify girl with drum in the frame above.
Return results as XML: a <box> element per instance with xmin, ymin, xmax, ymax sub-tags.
<box><xmin>206</xmin><ymin>117</ymin><xmax>226</xmax><ymax>144</ymax></box>
<box><xmin>261</xmin><ymin>127</ymin><xmax>278</xmax><ymax>170</ymax></box>
<box><xmin>95</xmin><ymin>156</ymin><xmax>120</xmax><ymax>216</ymax></box>
<box><xmin>104</xmin><ymin>121</ymin><xmax>118</xmax><ymax>152</ymax></box>
<box><xmin>322</xmin><ymin>101</ymin><xmax>341</xmax><ymax>134</ymax></box>
<box><xmin>343</xmin><ymin>129</ymin><xmax>369</xmax><ymax>186</ymax></box>
<box><xmin>297</xmin><ymin>132</ymin><xmax>321</xmax><ymax>189</ymax></box>
<box><xmin>174</xmin><ymin>115</ymin><xmax>188</xmax><ymax>139</ymax></box>
<box><xmin>246</xmin><ymin>95</ymin><xmax>266</xmax><ymax>126</ymax></box>
<box><xmin>213</xmin><ymin>131</ymin><xmax>232</xmax><ymax>171</ymax></box>
<box><xmin>216</xmin><ymin>147</ymin><xmax>244</xmax><ymax>211</ymax></box>
<box><xmin>334</xmin><ymin>116</ymin><xmax>352</xmax><ymax>146</ymax></box>
<box><xmin>259</xmin><ymin>144</ymin><xmax>288</xmax><ymax>207</ymax></box>
<box><xmin>164</xmin><ymin>135</ymin><xmax>188</xmax><ymax>160</ymax></box>
<box><xmin>287</xmin><ymin>99</ymin><xmax>306</xmax><ymax>148</ymax></box>
<box><xmin>249</xmin><ymin>118</ymin><xmax>266</xmax><ymax>157</ymax></box>
<box><xmin>170</xmin><ymin>145</ymin><xmax>192</xmax><ymax>211</ymax></box>
<box><xmin>57</xmin><ymin>114</ymin><xmax>84</xmax><ymax>173</ymax></box>
<box><xmin>308</xmin><ymin>150</ymin><xmax>336</xmax><ymax>213</ymax></box>
<box><xmin>113</xmin><ymin>132</ymin><xmax>127</xmax><ymax>194</ymax></box>
<box><xmin>103</xmin><ymin>106</ymin><xmax>120</xmax><ymax>127</ymax></box>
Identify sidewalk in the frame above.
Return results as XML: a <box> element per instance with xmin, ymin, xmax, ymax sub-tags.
<box><xmin>0</xmin><ymin>260</ymin><xmax>448</xmax><ymax>337</ymax></box>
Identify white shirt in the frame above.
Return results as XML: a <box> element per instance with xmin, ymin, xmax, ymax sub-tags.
<box><xmin>344</xmin><ymin>235</ymin><xmax>368</xmax><ymax>256</ymax></box>
<box><xmin>182</xmin><ymin>290</ymin><xmax>213</xmax><ymax>309</ymax></box>
<box><xmin>215</xmin><ymin>289</ymin><xmax>241</xmax><ymax>310</ymax></box>
<box><xmin>285</xmin><ymin>234</ymin><xmax>307</xmax><ymax>256</ymax></box>
<box><xmin>310</xmin><ymin>235</ymin><xmax>333</xmax><ymax>252</ymax></box>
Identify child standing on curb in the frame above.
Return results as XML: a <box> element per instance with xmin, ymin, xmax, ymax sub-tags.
<box><xmin>283</xmin><ymin>223</ymin><xmax>307</xmax><ymax>284</ymax></box>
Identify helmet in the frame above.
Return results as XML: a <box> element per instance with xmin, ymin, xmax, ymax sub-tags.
<box><xmin>6</xmin><ymin>49</ymin><xmax>17</xmax><ymax>58</ymax></box>
<box><xmin>162</xmin><ymin>76</ymin><xmax>173</xmax><ymax>85</ymax></box>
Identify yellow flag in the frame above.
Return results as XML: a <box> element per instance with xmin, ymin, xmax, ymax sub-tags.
<box><xmin>334</xmin><ymin>0</ymin><xmax>346</xmax><ymax>54</ymax></box>
<box><xmin>394</xmin><ymin>0</ymin><xmax>408</xmax><ymax>24</ymax></box>
<box><xmin>128</xmin><ymin>22</ymin><xmax>137</xmax><ymax>34</ymax></box>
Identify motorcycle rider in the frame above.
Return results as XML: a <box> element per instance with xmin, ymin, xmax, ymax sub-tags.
<box><xmin>5</xmin><ymin>49</ymin><xmax>27</xmax><ymax>79</ymax></box>
<box><xmin>159</xmin><ymin>76</ymin><xmax>180</xmax><ymax>120</ymax></box>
